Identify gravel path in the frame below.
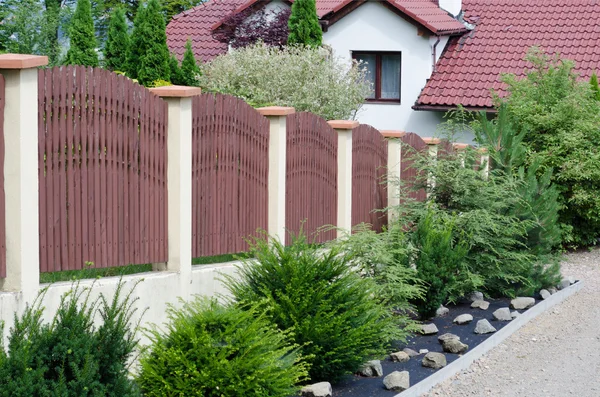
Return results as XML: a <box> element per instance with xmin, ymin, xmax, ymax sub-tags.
<box><xmin>422</xmin><ymin>248</ymin><xmax>600</xmax><ymax>397</ymax></box>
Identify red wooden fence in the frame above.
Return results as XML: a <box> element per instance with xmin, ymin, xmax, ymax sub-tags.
<box><xmin>0</xmin><ymin>75</ymin><xmax>6</xmax><ymax>278</ymax></box>
<box><xmin>400</xmin><ymin>132</ymin><xmax>428</xmax><ymax>202</ymax></box>
<box><xmin>38</xmin><ymin>66</ymin><xmax>168</xmax><ymax>272</ymax></box>
<box><xmin>192</xmin><ymin>93</ymin><xmax>269</xmax><ymax>257</ymax></box>
<box><xmin>286</xmin><ymin>112</ymin><xmax>337</xmax><ymax>244</ymax></box>
<box><xmin>352</xmin><ymin>124</ymin><xmax>388</xmax><ymax>232</ymax></box>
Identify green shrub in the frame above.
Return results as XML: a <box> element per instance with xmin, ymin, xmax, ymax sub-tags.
<box><xmin>501</xmin><ymin>47</ymin><xmax>600</xmax><ymax>247</ymax></box>
<box><xmin>64</xmin><ymin>0</ymin><xmax>99</xmax><ymax>67</ymax></box>
<box><xmin>411</xmin><ymin>209</ymin><xmax>473</xmax><ymax>318</ymax></box>
<box><xmin>137</xmin><ymin>298</ymin><xmax>307</xmax><ymax>397</ymax></box>
<box><xmin>225</xmin><ymin>232</ymin><xmax>401</xmax><ymax>383</ymax></box>
<box><xmin>199</xmin><ymin>43</ymin><xmax>371</xmax><ymax>120</ymax></box>
<box><xmin>287</xmin><ymin>0</ymin><xmax>322</xmax><ymax>47</ymax></box>
<box><xmin>0</xmin><ymin>282</ymin><xmax>141</xmax><ymax>397</ymax></box>
<box><xmin>104</xmin><ymin>7</ymin><xmax>129</xmax><ymax>72</ymax></box>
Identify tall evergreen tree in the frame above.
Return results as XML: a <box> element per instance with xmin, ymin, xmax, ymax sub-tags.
<box><xmin>287</xmin><ymin>0</ymin><xmax>322</xmax><ymax>47</ymax></box>
<box><xmin>65</xmin><ymin>0</ymin><xmax>99</xmax><ymax>66</ymax></box>
<box><xmin>104</xmin><ymin>7</ymin><xmax>129</xmax><ymax>71</ymax></box>
<box><xmin>180</xmin><ymin>39</ymin><xmax>201</xmax><ymax>86</ymax></box>
<box><xmin>126</xmin><ymin>0</ymin><xmax>171</xmax><ymax>86</ymax></box>
<box><xmin>590</xmin><ymin>73</ymin><xmax>600</xmax><ymax>101</ymax></box>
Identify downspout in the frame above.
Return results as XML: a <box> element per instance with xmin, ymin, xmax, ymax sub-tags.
<box><xmin>431</xmin><ymin>36</ymin><xmax>441</xmax><ymax>73</ymax></box>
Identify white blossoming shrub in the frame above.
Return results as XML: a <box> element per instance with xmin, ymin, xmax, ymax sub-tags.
<box><xmin>199</xmin><ymin>44</ymin><xmax>371</xmax><ymax>120</ymax></box>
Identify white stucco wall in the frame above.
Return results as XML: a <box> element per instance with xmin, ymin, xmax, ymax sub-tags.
<box><xmin>323</xmin><ymin>1</ymin><xmax>457</xmax><ymax>139</ymax></box>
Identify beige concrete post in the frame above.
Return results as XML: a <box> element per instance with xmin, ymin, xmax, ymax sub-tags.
<box><xmin>423</xmin><ymin>137</ymin><xmax>441</xmax><ymax>194</ymax></box>
<box><xmin>453</xmin><ymin>142</ymin><xmax>470</xmax><ymax>167</ymax></box>
<box><xmin>148</xmin><ymin>86</ymin><xmax>201</xmax><ymax>290</ymax></box>
<box><xmin>381</xmin><ymin>131</ymin><xmax>406</xmax><ymax>223</ymax></box>
<box><xmin>328</xmin><ymin>120</ymin><xmax>358</xmax><ymax>238</ymax></box>
<box><xmin>256</xmin><ymin>106</ymin><xmax>295</xmax><ymax>243</ymax></box>
<box><xmin>0</xmin><ymin>54</ymin><xmax>48</xmax><ymax>295</ymax></box>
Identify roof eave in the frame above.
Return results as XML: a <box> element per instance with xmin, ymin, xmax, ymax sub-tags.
<box><xmin>412</xmin><ymin>103</ymin><xmax>495</xmax><ymax>112</ymax></box>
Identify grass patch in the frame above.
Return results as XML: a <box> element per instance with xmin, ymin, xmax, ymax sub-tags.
<box><xmin>40</xmin><ymin>263</ymin><xmax>153</xmax><ymax>284</ymax></box>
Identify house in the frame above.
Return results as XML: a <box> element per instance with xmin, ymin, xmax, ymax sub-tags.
<box><xmin>167</xmin><ymin>0</ymin><xmax>600</xmax><ymax>139</ymax></box>
<box><xmin>167</xmin><ymin>0</ymin><xmax>468</xmax><ymax>137</ymax></box>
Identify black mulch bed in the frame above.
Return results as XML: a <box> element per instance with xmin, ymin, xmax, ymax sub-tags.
<box><xmin>334</xmin><ymin>296</ymin><xmax>541</xmax><ymax>397</ymax></box>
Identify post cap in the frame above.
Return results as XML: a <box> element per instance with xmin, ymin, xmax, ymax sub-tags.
<box><xmin>478</xmin><ymin>147</ymin><xmax>489</xmax><ymax>154</ymax></box>
<box><xmin>327</xmin><ymin>120</ymin><xmax>359</xmax><ymax>130</ymax></box>
<box><xmin>256</xmin><ymin>106</ymin><xmax>295</xmax><ymax>116</ymax></box>
<box><xmin>149</xmin><ymin>85</ymin><xmax>202</xmax><ymax>98</ymax></box>
<box><xmin>422</xmin><ymin>137</ymin><xmax>441</xmax><ymax>145</ymax></box>
<box><xmin>381</xmin><ymin>130</ymin><xmax>407</xmax><ymax>138</ymax></box>
<box><xmin>453</xmin><ymin>143</ymin><xmax>471</xmax><ymax>150</ymax></box>
<box><xmin>0</xmin><ymin>54</ymin><xmax>48</xmax><ymax>69</ymax></box>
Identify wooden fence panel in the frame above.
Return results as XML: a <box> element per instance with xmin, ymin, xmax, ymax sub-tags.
<box><xmin>0</xmin><ymin>75</ymin><xmax>5</xmax><ymax>278</ymax></box>
<box><xmin>192</xmin><ymin>93</ymin><xmax>269</xmax><ymax>257</ymax></box>
<box><xmin>352</xmin><ymin>124</ymin><xmax>388</xmax><ymax>232</ymax></box>
<box><xmin>38</xmin><ymin>66</ymin><xmax>168</xmax><ymax>272</ymax></box>
<box><xmin>286</xmin><ymin>112</ymin><xmax>337</xmax><ymax>244</ymax></box>
<box><xmin>400</xmin><ymin>132</ymin><xmax>428</xmax><ymax>202</ymax></box>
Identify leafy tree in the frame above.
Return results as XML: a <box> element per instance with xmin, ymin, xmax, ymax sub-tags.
<box><xmin>591</xmin><ymin>73</ymin><xmax>600</xmax><ymax>101</ymax></box>
<box><xmin>213</xmin><ymin>5</ymin><xmax>290</xmax><ymax>49</ymax></box>
<box><xmin>179</xmin><ymin>39</ymin><xmax>201</xmax><ymax>86</ymax></box>
<box><xmin>104</xmin><ymin>7</ymin><xmax>129</xmax><ymax>71</ymax></box>
<box><xmin>0</xmin><ymin>0</ymin><xmax>46</xmax><ymax>55</ymax></box>
<box><xmin>126</xmin><ymin>0</ymin><xmax>171</xmax><ymax>86</ymax></box>
<box><xmin>501</xmin><ymin>47</ymin><xmax>600</xmax><ymax>246</ymax></box>
<box><xmin>287</xmin><ymin>0</ymin><xmax>322</xmax><ymax>47</ymax></box>
<box><xmin>65</xmin><ymin>0</ymin><xmax>99</xmax><ymax>66</ymax></box>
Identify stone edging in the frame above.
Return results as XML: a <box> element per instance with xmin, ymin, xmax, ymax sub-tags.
<box><xmin>394</xmin><ymin>281</ymin><xmax>584</xmax><ymax>397</ymax></box>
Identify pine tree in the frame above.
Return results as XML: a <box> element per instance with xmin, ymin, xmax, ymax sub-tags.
<box><xmin>287</xmin><ymin>0</ymin><xmax>322</xmax><ymax>47</ymax></box>
<box><xmin>65</xmin><ymin>0</ymin><xmax>99</xmax><ymax>67</ymax></box>
<box><xmin>169</xmin><ymin>54</ymin><xmax>184</xmax><ymax>85</ymax></box>
<box><xmin>126</xmin><ymin>0</ymin><xmax>170</xmax><ymax>86</ymax></box>
<box><xmin>590</xmin><ymin>73</ymin><xmax>600</xmax><ymax>101</ymax></box>
<box><xmin>104</xmin><ymin>7</ymin><xmax>129</xmax><ymax>71</ymax></box>
<box><xmin>180</xmin><ymin>39</ymin><xmax>201</xmax><ymax>86</ymax></box>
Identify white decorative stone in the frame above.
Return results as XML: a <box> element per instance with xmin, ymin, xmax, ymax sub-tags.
<box><xmin>390</xmin><ymin>351</ymin><xmax>410</xmax><ymax>363</ymax></box>
<box><xmin>420</xmin><ymin>323</ymin><xmax>439</xmax><ymax>335</ymax></box>
<box><xmin>453</xmin><ymin>314</ymin><xmax>473</xmax><ymax>325</ymax></box>
<box><xmin>474</xmin><ymin>319</ymin><xmax>497</xmax><ymax>334</ymax></box>
<box><xmin>558</xmin><ymin>278</ymin><xmax>571</xmax><ymax>290</ymax></box>
<box><xmin>422</xmin><ymin>352</ymin><xmax>447</xmax><ymax>369</ymax></box>
<box><xmin>442</xmin><ymin>338</ymin><xmax>469</xmax><ymax>354</ymax></box>
<box><xmin>540</xmin><ymin>289</ymin><xmax>551</xmax><ymax>300</ymax></box>
<box><xmin>471</xmin><ymin>300</ymin><xmax>490</xmax><ymax>310</ymax></box>
<box><xmin>419</xmin><ymin>349</ymin><xmax>429</xmax><ymax>355</ymax></box>
<box><xmin>468</xmin><ymin>291</ymin><xmax>484</xmax><ymax>302</ymax></box>
<box><xmin>438</xmin><ymin>333</ymin><xmax>460</xmax><ymax>343</ymax></box>
<box><xmin>383</xmin><ymin>371</ymin><xmax>410</xmax><ymax>392</ymax></box>
<box><xmin>301</xmin><ymin>382</ymin><xmax>332</xmax><ymax>397</ymax></box>
<box><xmin>358</xmin><ymin>360</ymin><xmax>383</xmax><ymax>377</ymax></box>
<box><xmin>403</xmin><ymin>348</ymin><xmax>419</xmax><ymax>357</ymax></box>
<box><xmin>511</xmin><ymin>311</ymin><xmax>520</xmax><ymax>319</ymax></box>
<box><xmin>436</xmin><ymin>305</ymin><xmax>449</xmax><ymax>317</ymax></box>
<box><xmin>510</xmin><ymin>297</ymin><xmax>535</xmax><ymax>310</ymax></box>
<box><xmin>493</xmin><ymin>307</ymin><xmax>513</xmax><ymax>321</ymax></box>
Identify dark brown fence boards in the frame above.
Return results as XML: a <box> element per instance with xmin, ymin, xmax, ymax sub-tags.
<box><xmin>352</xmin><ymin>125</ymin><xmax>388</xmax><ymax>232</ymax></box>
<box><xmin>400</xmin><ymin>132</ymin><xmax>428</xmax><ymax>202</ymax></box>
<box><xmin>286</xmin><ymin>112</ymin><xmax>337</xmax><ymax>244</ymax></box>
<box><xmin>0</xmin><ymin>75</ymin><xmax>5</xmax><ymax>278</ymax></box>
<box><xmin>192</xmin><ymin>93</ymin><xmax>269</xmax><ymax>257</ymax></box>
<box><xmin>38</xmin><ymin>66</ymin><xmax>168</xmax><ymax>272</ymax></box>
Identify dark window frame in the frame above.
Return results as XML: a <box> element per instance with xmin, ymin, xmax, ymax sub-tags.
<box><xmin>352</xmin><ymin>51</ymin><xmax>402</xmax><ymax>103</ymax></box>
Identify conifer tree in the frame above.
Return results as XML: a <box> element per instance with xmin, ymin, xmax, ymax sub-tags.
<box><xmin>180</xmin><ymin>39</ymin><xmax>201</xmax><ymax>86</ymax></box>
<box><xmin>287</xmin><ymin>0</ymin><xmax>322</xmax><ymax>47</ymax></box>
<box><xmin>590</xmin><ymin>73</ymin><xmax>600</xmax><ymax>101</ymax></box>
<box><xmin>104</xmin><ymin>7</ymin><xmax>129</xmax><ymax>71</ymax></box>
<box><xmin>169</xmin><ymin>54</ymin><xmax>184</xmax><ymax>85</ymax></box>
<box><xmin>65</xmin><ymin>0</ymin><xmax>99</xmax><ymax>67</ymax></box>
<box><xmin>126</xmin><ymin>0</ymin><xmax>170</xmax><ymax>86</ymax></box>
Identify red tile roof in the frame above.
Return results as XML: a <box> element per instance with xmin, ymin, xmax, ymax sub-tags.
<box><xmin>415</xmin><ymin>0</ymin><xmax>600</xmax><ymax>110</ymax></box>
<box><xmin>167</xmin><ymin>0</ymin><xmax>466</xmax><ymax>62</ymax></box>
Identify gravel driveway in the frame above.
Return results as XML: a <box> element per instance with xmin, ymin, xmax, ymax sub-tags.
<box><xmin>422</xmin><ymin>248</ymin><xmax>600</xmax><ymax>397</ymax></box>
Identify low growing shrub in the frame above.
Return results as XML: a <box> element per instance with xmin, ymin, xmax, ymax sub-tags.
<box><xmin>199</xmin><ymin>43</ymin><xmax>371</xmax><ymax>120</ymax></box>
<box><xmin>225</xmin><ymin>233</ymin><xmax>402</xmax><ymax>383</ymax></box>
<box><xmin>137</xmin><ymin>298</ymin><xmax>307</xmax><ymax>397</ymax></box>
<box><xmin>0</xmin><ymin>282</ymin><xmax>141</xmax><ymax>397</ymax></box>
